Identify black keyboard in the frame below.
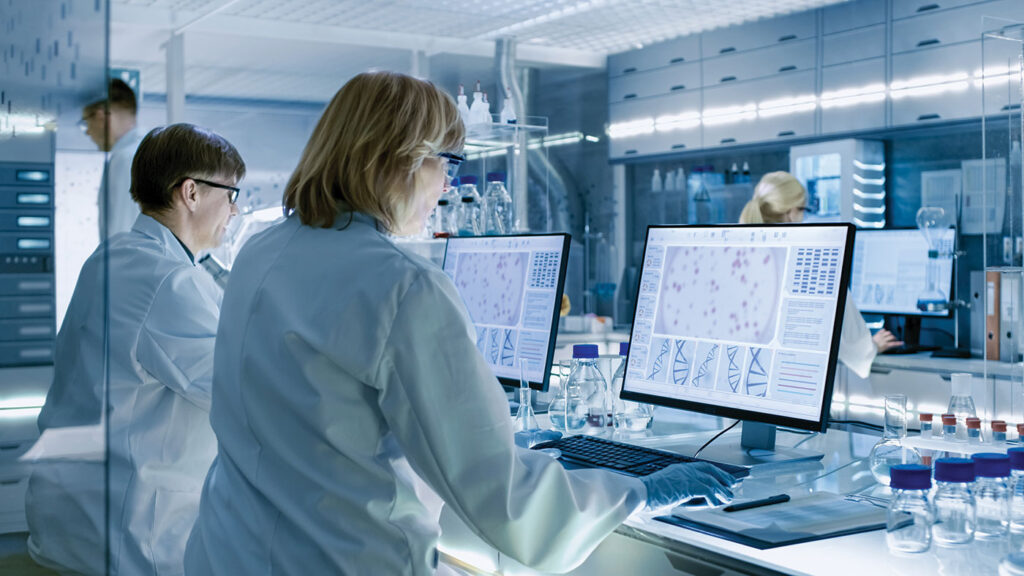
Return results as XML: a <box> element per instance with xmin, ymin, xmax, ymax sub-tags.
<box><xmin>532</xmin><ymin>434</ymin><xmax>750</xmax><ymax>479</ymax></box>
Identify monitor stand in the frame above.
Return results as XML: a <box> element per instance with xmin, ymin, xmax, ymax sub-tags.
<box><xmin>692</xmin><ymin>422</ymin><xmax>825</xmax><ymax>468</ymax></box>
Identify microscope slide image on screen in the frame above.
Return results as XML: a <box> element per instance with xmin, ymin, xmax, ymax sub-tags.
<box><xmin>443</xmin><ymin>236</ymin><xmax>564</xmax><ymax>384</ymax></box>
<box><xmin>626</xmin><ymin>226</ymin><xmax>846</xmax><ymax>423</ymax></box>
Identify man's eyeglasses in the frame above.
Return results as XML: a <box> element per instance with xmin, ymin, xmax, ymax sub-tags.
<box><xmin>438</xmin><ymin>152</ymin><xmax>465</xmax><ymax>185</ymax></box>
<box><xmin>182</xmin><ymin>177</ymin><xmax>240</xmax><ymax>204</ymax></box>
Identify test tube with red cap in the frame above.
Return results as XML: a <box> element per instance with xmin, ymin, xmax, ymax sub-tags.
<box><xmin>920</xmin><ymin>413</ymin><xmax>934</xmax><ymax>439</ymax></box>
<box><xmin>992</xmin><ymin>421</ymin><xmax>1008</xmax><ymax>443</ymax></box>
<box><xmin>942</xmin><ymin>414</ymin><xmax>958</xmax><ymax>439</ymax></box>
<box><xmin>966</xmin><ymin>417</ymin><xmax>982</xmax><ymax>444</ymax></box>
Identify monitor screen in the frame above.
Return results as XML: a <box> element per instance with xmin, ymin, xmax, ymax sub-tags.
<box><xmin>621</xmin><ymin>224</ymin><xmax>854</xmax><ymax>432</ymax></box>
<box><xmin>443</xmin><ymin>234</ymin><xmax>570</xmax><ymax>391</ymax></box>
<box><xmin>850</xmin><ymin>228</ymin><xmax>956</xmax><ymax>317</ymax></box>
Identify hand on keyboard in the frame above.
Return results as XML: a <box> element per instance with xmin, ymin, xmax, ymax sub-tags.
<box><xmin>640</xmin><ymin>462</ymin><xmax>737</xmax><ymax>510</ymax></box>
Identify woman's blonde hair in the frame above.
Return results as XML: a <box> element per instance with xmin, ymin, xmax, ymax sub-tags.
<box><xmin>283</xmin><ymin>71</ymin><xmax>465</xmax><ymax>230</ymax></box>
<box><xmin>738</xmin><ymin>171</ymin><xmax>807</xmax><ymax>224</ymax></box>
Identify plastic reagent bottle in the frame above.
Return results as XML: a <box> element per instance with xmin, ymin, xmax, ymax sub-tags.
<box><xmin>887</xmin><ymin>464</ymin><xmax>934</xmax><ymax>554</ymax></box>
<box><xmin>499</xmin><ymin>90</ymin><xmax>517</xmax><ymax>124</ymax></box>
<box><xmin>611</xmin><ymin>342</ymin><xmax>653</xmax><ymax>432</ymax></box>
<box><xmin>456</xmin><ymin>176</ymin><xmax>482</xmax><ymax>236</ymax></box>
<box><xmin>468</xmin><ymin>81</ymin><xmax>486</xmax><ymax>125</ymax></box>
<box><xmin>1008</xmin><ymin>447</ymin><xmax>1024</xmax><ymax>533</ymax></box>
<box><xmin>563</xmin><ymin>344</ymin><xmax>609</xmax><ymax>430</ymax></box>
<box><xmin>434</xmin><ymin>177</ymin><xmax>459</xmax><ymax>237</ymax></box>
<box><xmin>456</xmin><ymin>84</ymin><xmax>471</xmax><ymax>125</ymax></box>
<box><xmin>993</xmin><ymin>421</ymin><xmax>1008</xmax><ymax>443</ymax></box>
<box><xmin>651</xmin><ymin>168</ymin><xmax>663</xmax><ymax>192</ymax></box>
<box><xmin>483</xmin><ymin>172</ymin><xmax>513</xmax><ymax>235</ymax></box>
<box><xmin>948</xmin><ymin>373</ymin><xmax>978</xmax><ymax>441</ymax></box>
<box><xmin>972</xmin><ymin>453</ymin><xmax>1012</xmax><ymax>539</ymax></box>
<box><xmin>932</xmin><ymin>458</ymin><xmax>976</xmax><ymax>546</ymax></box>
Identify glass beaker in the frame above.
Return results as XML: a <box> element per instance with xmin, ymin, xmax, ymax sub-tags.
<box><xmin>869</xmin><ymin>394</ymin><xmax>923</xmax><ymax>485</ymax></box>
<box><xmin>548</xmin><ymin>360</ymin><xmax>586</xmax><ymax>434</ymax></box>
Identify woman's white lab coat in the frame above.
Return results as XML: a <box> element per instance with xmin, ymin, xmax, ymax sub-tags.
<box><xmin>27</xmin><ymin>215</ymin><xmax>221</xmax><ymax>575</ymax></box>
<box><xmin>839</xmin><ymin>296</ymin><xmax>877</xmax><ymax>379</ymax></box>
<box><xmin>184</xmin><ymin>212</ymin><xmax>646</xmax><ymax>576</ymax></box>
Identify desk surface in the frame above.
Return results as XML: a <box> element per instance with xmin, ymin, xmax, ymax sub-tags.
<box><xmin>439</xmin><ymin>411</ymin><xmax>1016</xmax><ymax>575</ymax></box>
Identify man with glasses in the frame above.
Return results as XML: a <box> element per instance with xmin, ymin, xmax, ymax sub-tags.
<box><xmin>80</xmin><ymin>78</ymin><xmax>144</xmax><ymax>240</ymax></box>
<box><xmin>26</xmin><ymin>123</ymin><xmax>245</xmax><ymax>576</ymax></box>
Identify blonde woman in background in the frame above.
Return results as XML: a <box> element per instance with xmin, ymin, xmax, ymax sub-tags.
<box><xmin>739</xmin><ymin>171</ymin><xmax>902</xmax><ymax>378</ymax></box>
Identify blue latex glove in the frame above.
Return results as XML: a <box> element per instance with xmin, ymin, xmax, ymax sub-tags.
<box><xmin>514</xmin><ymin>429</ymin><xmax>562</xmax><ymax>449</ymax></box>
<box><xmin>640</xmin><ymin>462</ymin><xmax>737</xmax><ymax>509</ymax></box>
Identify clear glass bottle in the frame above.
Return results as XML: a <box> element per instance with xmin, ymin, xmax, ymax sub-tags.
<box><xmin>433</xmin><ymin>177</ymin><xmax>459</xmax><ymax>237</ymax></box>
<box><xmin>887</xmin><ymin>464</ymin><xmax>934</xmax><ymax>554</ymax></box>
<box><xmin>547</xmin><ymin>346</ymin><xmax>591</xmax><ymax>434</ymax></box>
<box><xmin>1008</xmin><ymin>448</ymin><xmax>1024</xmax><ymax>533</ymax></box>
<box><xmin>869</xmin><ymin>394</ymin><xmax>922</xmax><ymax>485</ymax></box>
<box><xmin>999</xmin><ymin>552</ymin><xmax>1024</xmax><ymax>576</ymax></box>
<box><xmin>561</xmin><ymin>344</ymin><xmax>609</xmax><ymax>430</ymax></box>
<box><xmin>456</xmin><ymin>176</ymin><xmax>482</xmax><ymax>236</ymax></box>
<box><xmin>973</xmin><ymin>453</ymin><xmax>1012</xmax><ymax>539</ymax></box>
<box><xmin>948</xmin><ymin>373</ymin><xmax>978</xmax><ymax>441</ymax></box>
<box><xmin>483</xmin><ymin>172</ymin><xmax>513</xmax><ymax>235</ymax></box>
<box><xmin>611</xmin><ymin>342</ymin><xmax>653</xmax><ymax>432</ymax></box>
<box><xmin>499</xmin><ymin>90</ymin><xmax>517</xmax><ymax>124</ymax></box>
<box><xmin>933</xmin><ymin>458</ymin><xmax>977</xmax><ymax>547</ymax></box>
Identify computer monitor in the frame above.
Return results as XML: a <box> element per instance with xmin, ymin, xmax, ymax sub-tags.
<box><xmin>850</xmin><ymin>228</ymin><xmax>956</xmax><ymax>317</ymax></box>
<box><xmin>620</xmin><ymin>224</ymin><xmax>854</xmax><ymax>465</ymax></box>
<box><xmin>443</xmin><ymin>234</ymin><xmax>570</xmax><ymax>392</ymax></box>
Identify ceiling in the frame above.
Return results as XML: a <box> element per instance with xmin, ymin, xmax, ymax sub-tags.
<box><xmin>111</xmin><ymin>0</ymin><xmax>850</xmax><ymax>102</ymax></box>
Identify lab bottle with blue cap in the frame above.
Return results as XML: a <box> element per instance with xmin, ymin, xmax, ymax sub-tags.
<box><xmin>933</xmin><ymin>458</ymin><xmax>977</xmax><ymax>546</ymax></box>
<box><xmin>456</xmin><ymin>176</ymin><xmax>482</xmax><ymax>236</ymax></box>
<box><xmin>1009</xmin><ymin>448</ymin><xmax>1024</xmax><ymax>533</ymax></box>
<box><xmin>973</xmin><ymin>453</ymin><xmax>1012</xmax><ymax>539</ymax></box>
<box><xmin>611</xmin><ymin>342</ymin><xmax>653</xmax><ymax>432</ymax></box>
<box><xmin>548</xmin><ymin>345</ymin><xmax>590</xmax><ymax>434</ymax></box>
<box><xmin>887</xmin><ymin>464</ymin><xmax>934</xmax><ymax>554</ymax></box>
<box><xmin>570</xmin><ymin>344</ymin><xmax>610</xmax><ymax>429</ymax></box>
<box><xmin>483</xmin><ymin>172</ymin><xmax>512</xmax><ymax>235</ymax></box>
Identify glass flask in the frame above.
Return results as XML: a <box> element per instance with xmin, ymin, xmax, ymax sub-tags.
<box><xmin>548</xmin><ymin>348</ymin><xmax>590</xmax><ymax>434</ymax></box>
<box><xmin>887</xmin><ymin>464</ymin><xmax>934</xmax><ymax>554</ymax></box>
<box><xmin>869</xmin><ymin>394</ymin><xmax>923</xmax><ymax>485</ymax></box>
<box><xmin>512</xmin><ymin>359</ymin><xmax>538</xmax><ymax>433</ymax></box>
<box><xmin>915</xmin><ymin>206</ymin><xmax>954</xmax><ymax>313</ymax></box>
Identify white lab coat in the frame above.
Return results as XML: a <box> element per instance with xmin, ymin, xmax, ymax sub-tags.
<box><xmin>839</xmin><ymin>295</ymin><xmax>877</xmax><ymax>379</ymax></box>
<box><xmin>184</xmin><ymin>212</ymin><xmax>646</xmax><ymax>576</ymax></box>
<box><xmin>27</xmin><ymin>214</ymin><xmax>221</xmax><ymax>576</ymax></box>
<box><xmin>98</xmin><ymin>127</ymin><xmax>143</xmax><ymax>240</ymax></box>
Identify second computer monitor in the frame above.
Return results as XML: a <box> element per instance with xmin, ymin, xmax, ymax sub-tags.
<box><xmin>443</xmin><ymin>234</ymin><xmax>570</xmax><ymax>391</ymax></box>
<box><xmin>621</xmin><ymin>224</ymin><xmax>854</xmax><ymax>433</ymax></box>
<box><xmin>850</xmin><ymin>228</ymin><xmax>956</xmax><ymax>317</ymax></box>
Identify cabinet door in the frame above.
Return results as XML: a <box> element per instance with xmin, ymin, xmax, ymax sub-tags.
<box><xmin>823</xmin><ymin>0</ymin><xmax>886</xmax><ymax>34</ymax></box>
<box><xmin>609</xmin><ymin>92</ymin><xmax>702</xmax><ymax>159</ymax></box>
<box><xmin>702</xmin><ymin>71</ymin><xmax>817</xmax><ymax>147</ymax></box>
<box><xmin>701</xmin><ymin>10</ymin><xmax>817</xmax><ymax>57</ymax></box>
<box><xmin>702</xmin><ymin>38</ymin><xmax>816</xmax><ymax>87</ymax></box>
<box><xmin>892</xmin><ymin>0</ymin><xmax>1024</xmax><ymax>54</ymax></box>
<box><xmin>892</xmin><ymin>0</ymin><xmax>989</xmax><ymax>20</ymax></box>
<box><xmin>823</xmin><ymin>24</ymin><xmax>886</xmax><ymax>66</ymax></box>
<box><xmin>821</xmin><ymin>58</ymin><xmax>887</xmax><ymax>134</ymax></box>
<box><xmin>608</xmin><ymin>61</ymin><xmax>701</xmax><ymax>104</ymax></box>
<box><xmin>607</xmin><ymin>34</ymin><xmax>701</xmax><ymax>77</ymax></box>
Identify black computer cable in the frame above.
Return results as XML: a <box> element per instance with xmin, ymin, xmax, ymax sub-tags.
<box><xmin>692</xmin><ymin>420</ymin><xmax>740</xmax><ymax>459</ymax></box>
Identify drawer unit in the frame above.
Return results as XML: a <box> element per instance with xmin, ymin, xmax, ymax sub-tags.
<box><xmin>609</xmin><ymin>128</ymin><xmax>703</xmax><ymax>160</ymax></box>
<box><xmin>892</xmin><ymin>0</ymin><xmax>1024</xmax><ymax>54</ymax></box>
<box><xmin>0</xmin><ymin>318</ymin><xmax>55</xmax><ymax>342</ymax></box>
<box><xmin>0</xmin><ymin>341</ymin><xmax>54</xmax><ymax>365</ymax></box>
<box><xmin>608</xmin><ymin>34</ymin><xmax>701</xmax><ymax>77</ymax></box>
<box><xmin>0</xmin><ymin>186</ymin><xmax>53</xmax><ymax>209</ymax></box>
<box><xmin>608</xmin><ymin>61</ymin><xmax>700</xmax><ymax>103</ymax></box>
<box><xmin>701</xmin><ymin>10</ymin><xmax>816</xmax><ymax>57</ymax></box>
<box><xmin>609</xmin><ymin>92</ymin><xmax>702</xmax><ymax>159</ymax></box>
<box><xmin>0</xmin><ymin>232</ymin><xmax>53</xmax><ymax>254</ymax></box>
<box><xmin>892</xmin><ymin>0</ymin><xmax>987</xmax><ymax>20</ymax></box>
<box><xmin>0</xmin><ymin>297</ymin><xmax>54</xmax><ymax>319</ymax></box>
<box><xmin>822</xmin><ymin>24</ymin><xmax>886</xmax><ymax>66</ymax></box>
<box><xmin>702</xmin><ymin>71</ymin><xmax>817</xmax><ymax>147</ymax></box>
<box><xmin>702</xmin><ymin>38</ymin><xmax>816</xmax><ymax>86</ymax></box>
<box><xmin>823</xmin><ymin>0</ymin><xmax>886</xmax><ymax>34</ymax></box>
<box><xmin>0</xmin><ymin>164</ymin><xmax>51</xmax><ymax>187</ymax></box>
<box><xmin>0</xmin><ymin>209</ymin><xmax>52</xmax><ymax>231</ymax></box>
<box><xmin>0</xmin><ymin>274</ymin><xmax>54</xmax><ymax>297</ymax></box>
<box><xmin>821</xmin><ymin>58</ymin><xmax>888</xmax><ymax>134</ymax></box>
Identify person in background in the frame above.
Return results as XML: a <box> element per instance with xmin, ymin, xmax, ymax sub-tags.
<box><xmin>26</xmin><ymin>124</ymin><xmax>244</xmax><ymax>576</ymax></box>
<box><xmin>79</xmin><ymin>78</ymin><xmax>144</xmax><ymax>240</ymax></box>
<box><xmin>739</xmin><ymin>171</ymin><xmax>903</xmax><ymax>377</ymax></box>
<box><xmin>184</xmin><ymin>71</ymin><xmax>736</xmax><ymax>576</ymax></box>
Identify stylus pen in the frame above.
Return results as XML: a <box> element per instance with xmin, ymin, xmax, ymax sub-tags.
<box><xmin>723</xmin><ymin>493</ymin><xmax>790</xmax><ymax>513</ymax></box>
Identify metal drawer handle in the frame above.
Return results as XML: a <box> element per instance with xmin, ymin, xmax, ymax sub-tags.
<box><xmin>720</xmin><ymin>75</ymin><xmax>737</xmax><ymax>83</ymax></box>
<box><xmin>870</xmin><ymin>366</ymin><xmax>893</xmax><ymax>375</ymax></box>
<box><xmin>777</xmin><ymin>130</ymin><xmax>796</xmax><ymax>137</ymax></box>
<box><xmin>0</xmin><ymin>479</ymin><xmax>21</xmax><ymax>486</ymax></box>
<box><xmin>916</xmin><ymin>3</ymin><xmax>940</xmax><ymax>12</ymax></box>
<box><xmin>778</xmin><ymin>34</ymin><xmax>797</xmax><ymax>42</ymax></box>
<box><xmin>916</xmin><ymin>38</ymin><xmax>941</xmax><ymax>48</ymax></box>
<box><xmin>670</xmin><ymin>84</ymin><xmax>686</xmax><ymax>91</ymax></box>
<box><xmin>778</xmin><ymin>65</ymin><xmax>797</xmax><ymax>72</ymax></box>
<box><xmin>669</xmin><ymin>57</ymin><xmax>686</xmax><ymax>64</ymax></box>
<box><xmin>1002</xmin><ymin>104</ymin><xmax>1021</xmax><ymax>111</ymax></box>
<box><xmin>624</xmin><ymin>149</ymin><xmax>638</xmax><ymax>155</ymax></box>
<box><xmin>622</xmin><ymin>67</ymin><xmax>637</xmax><ymax>74</ymax></box>
<box><xmin>0</xmin><ymin>444</ymin><xmax>22</xmax><ymax>451</ymax></box>
<box><xmin>720</xmin><ymin>138</ymin><xmax>737</xmax><ymax>144</ymax></box>
<box><xmin>917</xmin><ymin>113</ymin><xmax>941</xmax><ymax>121</ymax></box>
<box><xmin>719</xmin><ymin>46</ymin><xmax>736</xmax><ymax>54</ymax></box>
<box><xmin>622</xmin><ymin>93</ymin><xmax>637</xmax><ymax>99</ymax></box>
<box><xmin>670</xmin><ymin>144</ymin><xmax>687</xmax><ymax>150</ymax></box>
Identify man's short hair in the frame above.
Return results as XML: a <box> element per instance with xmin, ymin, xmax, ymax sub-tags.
<box><xmin>131</xmin><ymin>123</ymin><xmax>246</xmax><ymax>214</ymax></box>
<box><xmin>83</xmin><ymin>78</ymin><xmax>137</xmax><ymax>117</ymax></box>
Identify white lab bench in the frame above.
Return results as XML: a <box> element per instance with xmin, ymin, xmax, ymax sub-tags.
<box><xmin>437</xmin><ymin>412</ymin><xmax>1017</xmax><ymax>576</ymax></box>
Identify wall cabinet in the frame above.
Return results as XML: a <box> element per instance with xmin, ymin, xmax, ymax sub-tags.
<box><xmin>823</xmin><ymin>24</ymin><xmax>886</xmax><ymax>66</ymax></box>
<box><xmin>700</xmin><ymin>11</ymin><xmax>817</xmax><ymax>57</ymax></box>
<box><xmin>823</xmin><ymin>0</ymin><xmax>886</xmax><ymax>34</ymax></box>
<box><xmin>892</xmin><ymin>0</ymin><xmax>1024</xmax><ymax>54</ymax></box>
<box><xmin>702</xmin><ymin>38</ymin><xmax>816</xmax><ymax>86</ymax></box>
<box><xmin>821</xmin><ymin>58</ymin><xmax>888</xmax><ymax>134</ymax></box>
<box><xmin>608</xmin><ymin>61</ymin><xmax>700</xmax><ymax>104</ymax></box>
<box><xmin>607</xmin><ymin>34</ymin><xmax>701</xmax><ymax>78</ymax></box>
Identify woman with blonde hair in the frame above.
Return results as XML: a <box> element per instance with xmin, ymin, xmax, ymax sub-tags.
<box><xmin>185</xmin><ymin>71</ymin><xmax>734</xmax><ymax>576</ymax></box>
<box><xmin>739</xmin><ymin>171</ymin><xmax>902</xmax><ymax>377</ymax></box>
